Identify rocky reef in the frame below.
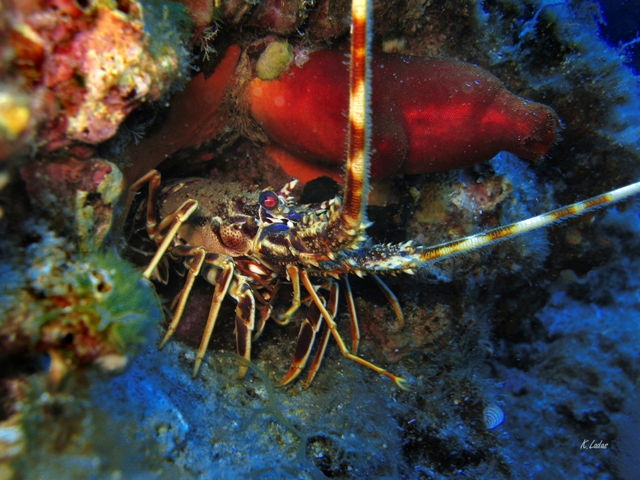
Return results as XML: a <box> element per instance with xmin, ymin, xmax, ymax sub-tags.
<box><xmin>0</xmin><ymin>0</ymin><xmax>639</xmax><ymax>479</ymax></box>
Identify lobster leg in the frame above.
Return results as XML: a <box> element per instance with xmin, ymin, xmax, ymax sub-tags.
<box><xmin>228</xmin><ymin>278</ymin><xmax>256</xmax><ymax>379</ymax></box>
<box><xmin>253</xmin><ymin>281</ymin><xmax>279</xmax><ymax>340</ymax></box>
<box><xmin>303</xmin><ymin>281</ymin><xmax>339</xmax><ymax>389</ymax></box>
<box><xmin>279</xmin><ymin>300</ymin><xmax>324</xmax><ymax>386</ymax></box>
<box><xmin>299</xmin><ymin>269</ymin><xmax>409</xmax><ymax>390</ymax></box>
<box><xmin>341</xmin><ymin>276</ymin><xmax>360</xmax><ymax>354</ymax></box>
<box><xmin>275</xmin><ymin>264</ymin><xmax>302</xmax><ymax>324</ymax></box>
<box><xmin>193</xmin><ymin>259</ymin><xmax>235</xmax><ymax>377</ymax></box>
<box><xmin>159</xmin><ymin>246</ymin><xmax>207</xmax><ymax>349</ymax></box>
<box><xmin>142</xmin><ymin>198</ymin><xmax>198</xmax><ymax>280</ymax></box>
<box><xmin>125</xmin><ymin>168</ymin><xmax>161</xmax><ymax>236</ymax></box>
<box><xmin>280</xmin><ymin>280</ymin><xmax>339</xmax><ymax>387</ymax></box>
<box><xmin>127</xmin><ymin>168</ymin><xmax>199</xmax><ymax>281</ymax></box>
<box><xmin>371</xmin><ymin>274</ymin><xmax>404</xmax><ymax>328</ymax></box>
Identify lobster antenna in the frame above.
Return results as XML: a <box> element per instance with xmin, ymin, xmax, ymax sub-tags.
<box><xmin>416</xmin><ymin>181</ymin><xmax>640</xmax><ymax>265</ymax></box>
<box><xmin>338</xmin><ymin>0</ymin><xmax>372</xmax><ymax>237</ymax></box>
<box><xmin>356</xmin><ymin>181</ymin><xmax>640</xmax><ymax>275</ymax></box>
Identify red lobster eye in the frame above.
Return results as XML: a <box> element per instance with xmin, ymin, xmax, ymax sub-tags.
<box><xmin>259</xmin><ymin>191</ymin><xmax>279</xmax><ymax>211</ymax></box>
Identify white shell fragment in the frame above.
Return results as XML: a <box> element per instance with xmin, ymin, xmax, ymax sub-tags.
<box><xmin>483</xmin><ymin>404</ymin><xmax>505</xmax><ymax>430</ymax></box>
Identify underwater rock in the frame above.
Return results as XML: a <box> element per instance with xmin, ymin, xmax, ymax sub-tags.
<box><xmin>245</xmin><ymin>0</ymin><xmax>310</xmax><ymax>34</ymax></box>
<box><xmin>125</xmin><ymin>45</ymin><xmax>241</xmax><ymax>184</ymax></box>
<box><xmin>305</xmin><ymin>0</ymin><xmax>350</xmax><ymax>41</ymax></box>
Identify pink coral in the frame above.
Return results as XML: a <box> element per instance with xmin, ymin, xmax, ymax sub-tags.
<box><xmin>1</xmin><ymin>0</ymin><xmax>186</xmax><ymax>159</ymax></box>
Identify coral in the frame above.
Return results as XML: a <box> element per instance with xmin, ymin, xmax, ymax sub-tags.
<box><xmin>0</xmin><ymin>0</ymin><xmax>192</xmax><ymax>160</ymax></box>
<box><xmin>0</xmin><ymin>87</ymin><xmax>32</xmax><ymax>160</ymax></box>
<box><xmin>0</xmin><ymin>224</ymin><xmax>162</xmax><ymax>378</ymax></box>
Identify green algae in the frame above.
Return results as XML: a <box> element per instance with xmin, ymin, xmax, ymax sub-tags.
<box><xmin>0</xmin><ymin>223</ymin><xmax>162</xmax><ymax>367</ymax></box>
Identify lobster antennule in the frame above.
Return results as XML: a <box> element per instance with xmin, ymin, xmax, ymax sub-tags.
<box><xmin>331</xmin><ymin>0</ymin><xmax>372</xmax><ymax>243</ymax></box>
<box><xmin>356</xmin><ymin>181</ymin><xmax>640</xmax><ymax>274</ymax></box>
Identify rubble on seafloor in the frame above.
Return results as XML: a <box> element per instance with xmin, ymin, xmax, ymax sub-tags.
<box><xmin>0</xmin><ymin>0</ymin><xmax>639</xmax><ymax>479</ymax></box>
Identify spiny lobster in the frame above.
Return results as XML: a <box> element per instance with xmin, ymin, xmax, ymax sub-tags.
<box><xmin>128</xmin><ymin>0</ymin><xmax>640</xmax><ymax>390</ymax></box>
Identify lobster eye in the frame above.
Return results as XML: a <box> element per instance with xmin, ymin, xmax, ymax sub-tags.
<box><xmin>259</xmin><ymin>191</ymin><xmax>279</xmax><ymax>211</ymax></box>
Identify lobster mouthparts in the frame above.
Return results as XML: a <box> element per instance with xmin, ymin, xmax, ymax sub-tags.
<box><xmin>247</xmin><ymin>50</ymin><xmax>561</xmax><ymax>183</ymax></box>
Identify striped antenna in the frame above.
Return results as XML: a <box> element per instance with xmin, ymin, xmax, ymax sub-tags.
<box><xmin>339</xmin><ymin>0</ymin><xmax>372</xmax><ymax>235</ymax></box>
<box><xmin>416</xmin><ymin>181</ymin><xmax>640</xmax><ymax>264</ymax></box>
<box><xmin>357</xmin><ymin>181</ymin><xmax>640</xmax><ymax>274</ymax></box>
